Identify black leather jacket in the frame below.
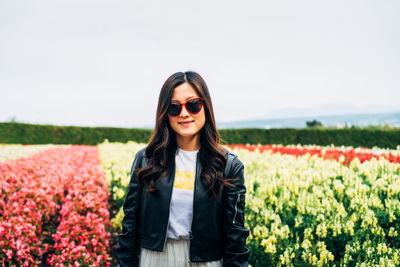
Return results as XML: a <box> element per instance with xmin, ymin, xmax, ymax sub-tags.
<box><xmin>116</xmin><ymin>147</ymin><xmax>249</xmax><ymax>266</ymax></box>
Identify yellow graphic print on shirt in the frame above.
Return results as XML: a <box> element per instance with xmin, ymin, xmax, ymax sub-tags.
<box><xmin>174</xmin><ymin>170</ymin><xmax>195</xmax><ymax>190</ymax></box>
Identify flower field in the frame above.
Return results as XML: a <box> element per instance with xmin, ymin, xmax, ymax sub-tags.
<box><xmin>1</xmin><ymin>141</ymin><xmax>400</xmax><ymax>266</ymax></box>
<box><xmin>233</xmin><ymin>148</ymin><xmax>400</xmax><ymax>266</ymax></box>
<box><xmin>228</xmin><ymin>144</ymin><xmax>400</xmax><ymax>165</ymax></box>
<box><xmin>0</xmin><ymin>146</ymin><xmax>111</xmax><ymax>266</ymax></box>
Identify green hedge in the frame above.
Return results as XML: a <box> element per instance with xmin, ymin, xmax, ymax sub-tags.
<box><xmin>1</xmin><ymin>122</ymin><xmax>399</xmax><ymax>149</ymax></box>
<box><xmin>218</xmin><ymin>128</ymin><xmax>400</xmax><ymax>149</ymax></box>
<box><xmin>0</xmin><ymin>122</ymin><xmax>152</xmax><ymax>145</ymax></box>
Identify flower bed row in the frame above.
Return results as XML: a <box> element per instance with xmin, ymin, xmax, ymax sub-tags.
<box><xmin>0</xmin><ymin>144</ymin><xmax>62</xmax><ymax>162</ymax></box>
<box><xmin>0</xmin><ymin>147</ymin><xmax>86</xmax><ymax>265</ymax></box>
<box><xmin>0</xmin><ymin>145</ymin><xmax>112</xmax><ymax>266</ymax></box>
<box><xmin>46</xmin><ymin>146</ymin><xmax>111</xmax><ymax>266</ymax></box>
<box><xmin>97</xmin><ymin>140</ymin><xmax>145</xmax><ymax>230</ymax></box>
<box><xmin>233</xmin><ymin>148</ymin><xmax>400</xmax><ymax>266</ymax></box>
<box><xmin>228</xmin><ymin>144</ymin><xmax>400</xmax><ymax>165</ymax></box>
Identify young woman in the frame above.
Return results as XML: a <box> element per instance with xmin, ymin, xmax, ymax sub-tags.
<box><xmin>116</xmin><ymin>71</ymin><xmax>249</xmax><ymax>267</ymax></box>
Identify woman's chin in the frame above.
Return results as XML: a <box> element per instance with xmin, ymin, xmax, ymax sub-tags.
<box><xmin>176</xmin><ymin>129</ymin><xmax>199</xmax><ymax>138</ymax></box>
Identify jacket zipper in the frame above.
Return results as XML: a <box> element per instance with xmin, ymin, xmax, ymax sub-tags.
<box><xmin>233</xmin><ymin>193</ymin><xmax>241</xmax><ymax>224</ymax></box>
<box><xmin>163</xmin><ymin>219</ymin><xmax>171</xmax><ymax>252</ymax></box>
<box><xmin>188</xmin><ymin>152</ymin><xmax>200</xmax><ymax>263</ymax></box>
<box><xmin>162</xmin><ymin>153</ymin><xmax>177</xmax><ymax>252</ymax></box>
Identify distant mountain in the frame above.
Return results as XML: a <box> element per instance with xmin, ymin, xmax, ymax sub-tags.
<box><xmin>216</xmin><ymin>112</ymin><xmax>400</xmax><ymax>129</ymax></box>
<box><xmin>253</xmin><ymin>104</ymin><xmax>400</xmax><ymax>120</ymax></box>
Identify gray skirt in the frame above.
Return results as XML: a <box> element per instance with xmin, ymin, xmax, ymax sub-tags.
<box><xmin>139</xmin><ymin>238</ymin><xmax>223</xmax><ymax>267</ymax></box>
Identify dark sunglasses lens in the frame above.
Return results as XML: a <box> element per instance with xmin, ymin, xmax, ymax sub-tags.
<box><xmin>186</xmin><ymin>99</ymin><xmax>202</xmax><ymax>114</ymax></box>
<box><xmin>168</xmin><ymin>103</ymin><xmax>181</xmax><ymax>116</ymax></box>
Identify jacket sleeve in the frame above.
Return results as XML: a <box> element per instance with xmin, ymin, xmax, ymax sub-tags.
<box><xmin>116</xmin><ymin>149</ymin><xmax>144</xmax><ymax>267</ymax></box>
<box><xmin>223</xmin><ymin>155</ymin><xmax>250</xmax><ymax>267</ymax></box>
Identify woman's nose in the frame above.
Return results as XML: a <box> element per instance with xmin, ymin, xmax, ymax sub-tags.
<box><xmin>180</xmin><ymin>106</ymin><xmax>190</xmax><ymax>117</ymax></box>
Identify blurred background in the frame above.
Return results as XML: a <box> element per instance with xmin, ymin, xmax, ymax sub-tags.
<box><xmin>1</xmin><ymin>0</ymin><xmax>399</xmax><ymax>129</ymax></box>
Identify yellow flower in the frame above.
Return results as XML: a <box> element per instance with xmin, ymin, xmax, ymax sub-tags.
<box><xmin>302</xmin><ymin>239</ymin><xmax>312</xmax><ymax>250</ymax></box>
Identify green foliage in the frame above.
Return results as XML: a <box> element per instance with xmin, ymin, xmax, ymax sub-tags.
<box><xmin>0</xmin><ymin>122</ymin><xmax>153</xmax><ymax>145</ymax></box>
<box><xmin>1</xmin><ymin>122</ymin><xmax>400</xmax><ymax>149</ymax></box>
<box><xmin>219</xmin><ymin>128</ymin><xmax>400</xmax><ymax>149</ymax></box>
<box><xmin>306</xmin><ymin>120</ymin><xmax>323</xmax><ymax>128</ymax></box>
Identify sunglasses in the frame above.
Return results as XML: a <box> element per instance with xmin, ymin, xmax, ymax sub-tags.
<box><xmin>167</xmin><ymin>98</ymin><xmax>204</xmax><ymax>116</ymax></box>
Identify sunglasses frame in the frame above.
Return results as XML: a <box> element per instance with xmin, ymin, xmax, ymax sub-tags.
<box><xmin>167</xmin><ymin>97</ymin><xmax>204</xmax><ymax>116</ymax></box>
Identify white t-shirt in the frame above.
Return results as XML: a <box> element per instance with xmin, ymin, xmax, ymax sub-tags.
<box><xmin>166</xmin><ymin>147</ymin><xmax>198</xmax><ymax>240</ymax></box>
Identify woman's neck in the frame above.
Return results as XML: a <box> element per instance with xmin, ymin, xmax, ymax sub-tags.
<box><xmin>176</xmin><ymin>134</ymin><xmax>200</xmax><ymax>151</ymax></box>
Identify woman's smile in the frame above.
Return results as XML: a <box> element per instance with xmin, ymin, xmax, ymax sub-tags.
<box><xmin>179</xmin><ymin>120</ymin><xmax>194</xmax><ymax>126</ymax></box>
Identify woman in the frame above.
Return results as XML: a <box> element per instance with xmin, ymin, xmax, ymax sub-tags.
<box><xmin>116</xmin><ymin>71</ymin><xmax>249</xmax><ymax>267</ymax></box>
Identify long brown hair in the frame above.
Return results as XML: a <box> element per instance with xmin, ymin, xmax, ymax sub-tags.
<box><xmin>137</xmin><ymin>71</ymin><xmax>235</xmax><ymax>199</ymax></box>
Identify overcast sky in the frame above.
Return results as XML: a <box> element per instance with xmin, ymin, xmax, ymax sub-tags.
<box><xmin>1</xmin><ymin>0</ymin><xmax>399</xmax><ymax>128</ymax></box>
